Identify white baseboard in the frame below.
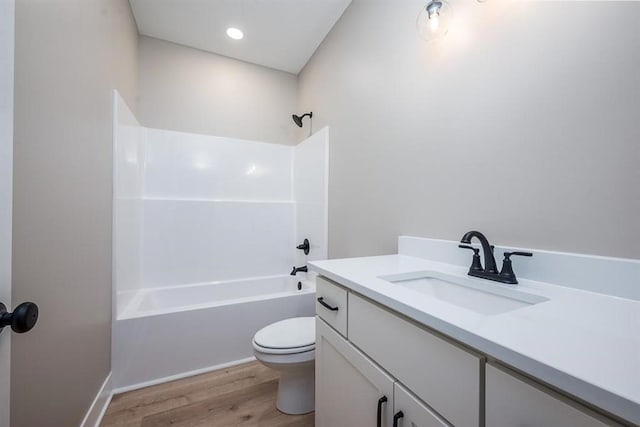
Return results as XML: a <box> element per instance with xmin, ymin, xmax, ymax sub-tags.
<box><xmin>80</xmin><ymin>372</ymin><xmax>113</xmax><ymax>427</ymax></box>
<box><xmin>112</xmin><ymin>356</ymin><xmax>256</xmax><ymax>395</ymax></box>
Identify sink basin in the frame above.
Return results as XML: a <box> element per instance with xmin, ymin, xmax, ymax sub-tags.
<box><xmin>379</xmin><ymin>270</ymin><xmax>549</xmax><ymax>315</ymax></box>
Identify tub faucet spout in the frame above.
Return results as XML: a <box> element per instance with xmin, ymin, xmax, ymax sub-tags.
<box><xmin>290</xmin><ymin>266</ymin><xmax>308</xmax><ymax>276</ymax></box>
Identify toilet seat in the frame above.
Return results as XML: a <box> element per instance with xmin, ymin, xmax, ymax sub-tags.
<box><xmin>253</xmin><ymin>317</ymin><xmax>315</xmax><ymax>355</ymax></box>
<box><xmin>253</xmin><ymin>342</ymin><xmax>315</xmax><ymax>355</ymax></box>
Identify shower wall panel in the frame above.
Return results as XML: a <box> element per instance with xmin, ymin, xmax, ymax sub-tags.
<box><xmin>140</xmin><ymin>128</ymin><xmax>296</xmax><ymax>288</ymax></box>
<box><xmin>113</xmin><ymin>92</ymin><xmax>144</xmax><ymax>295</ymax></box>
<box><xmin>294</xmin><ymin>127</ymin><xmax>329</xmax><ymax>267</ymax></box>
<box><xmin>143</xmin><ymin>128</ymin><xmax>293</xmax><ymax>201</ymax></box>
<box><xmin>142</xmin><ymin>199</ymin><xmax>295</xmax><ymax>287</ymax></box>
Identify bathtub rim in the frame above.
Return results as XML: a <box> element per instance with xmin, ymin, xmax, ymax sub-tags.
<box><xmin>117</xmin><ymin>273</ymin><xmax>316</xmax><ymax>321</ymax></box>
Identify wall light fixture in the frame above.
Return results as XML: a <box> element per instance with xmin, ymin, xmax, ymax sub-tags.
<box><xmin>416</xmin><ymin>0</ymin><xmax>452</xmax><ymax>42</ymax></box>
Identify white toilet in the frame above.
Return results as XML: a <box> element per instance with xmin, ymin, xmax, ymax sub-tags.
<box><xmin>252</xmin><ymin>317</ymin><xmax>316</xmax><ymax>415</ymax></box>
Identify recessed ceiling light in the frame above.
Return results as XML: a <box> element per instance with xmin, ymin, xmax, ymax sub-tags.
<box><xmin>226</xmin><ymin>27</ymin><xmax>244</xmax><ymax>40</ymax></box>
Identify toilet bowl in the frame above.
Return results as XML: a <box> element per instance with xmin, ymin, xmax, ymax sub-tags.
<box><xmin>252</xmin><ymin>317</ymin><xmax>315</xmax><ymax>415</ymax></box>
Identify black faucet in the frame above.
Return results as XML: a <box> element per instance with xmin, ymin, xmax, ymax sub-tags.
<box><xmin>459</xmin><ymin>231</ymin><xmax>532</xmax><ymax>284</ymax></box>
<box><xmin>290</xmin><ymin>265</ymin><xmax>308</xmax><ymax>276</ymax></box>
<box><xmin>460</xmin><ymin>231</ymin><xmax>498</xmax><ymax>273</ymax></box>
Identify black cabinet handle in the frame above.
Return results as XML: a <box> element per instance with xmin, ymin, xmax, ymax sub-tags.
<box><xmin>377</xmin><ymin>396</ymin><xmax>388</xmax><ymax>427</ymax></box>
<box><xmin>317</xmin><ymin>297</ymin><xmax>339</xmax><ymax>311</ymax></box>
<box><xmin>393</xmin><ymin>410</ymin><xmax>404</xmax><ymax>427</ymax></box>
<box><xmin>0</xmin><ymin>302</ymin><xmax>38</xmax><ymax>334</ymax></box>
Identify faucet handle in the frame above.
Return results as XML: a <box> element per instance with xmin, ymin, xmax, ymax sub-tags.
<box><xmin>458</xmin><ymin>244</ymin><xmax>479</xmax><ymax>254</ymax></box>
<box><xmin>503</xmin><ymin>251</ymin><xmax>533</xmax><ymax>259</ymax></box>
<box><xmin>296</xmin><ymin>238</ymin><xmax>310</xmax><ymax>255</ymax></box>
<box><xmin>499</xmin><ymin>251</ymin><xmax>533</xmax><ymax>284</ymax></box>
<box><xmin>458</xmin><ymin>245</ymin><xmax>483</xmax><ymax>272</ymax></box>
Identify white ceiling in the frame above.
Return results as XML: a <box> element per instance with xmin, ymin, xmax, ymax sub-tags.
<box><xmin>129</xmin><ymin>0</ymin><xmax>352</xmax><ymax>74</ymax></box>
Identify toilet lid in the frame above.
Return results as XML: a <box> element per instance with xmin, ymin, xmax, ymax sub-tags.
<box><xmin>253</xmin><ymin>317</ymin><xmax>315</xmax><ymax>350</ymax></box>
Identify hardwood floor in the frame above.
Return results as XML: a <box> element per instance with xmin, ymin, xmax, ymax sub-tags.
<box><xmin>101</xmin><ymin>362</ymin><xmax>315</xmax><ymax>427</ymax></box>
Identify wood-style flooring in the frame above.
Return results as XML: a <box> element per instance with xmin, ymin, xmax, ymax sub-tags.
<box><xmin>101</xmin><ymin>362</ymin><xmax>314</xmax><ymax>427</ymax></box>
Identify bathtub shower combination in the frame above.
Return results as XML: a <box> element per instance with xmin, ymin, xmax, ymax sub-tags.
<box><xmin>111</xmin><ymin>92</ymin><xmax>328</xmax><ymax>391</ymax></box>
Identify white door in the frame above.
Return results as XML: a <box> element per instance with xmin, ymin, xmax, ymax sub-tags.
<box><xmin>315</xmin><ymin>318</ymin><xmax>395</xmax><ymax>427</ymax></box>
<box><xmin>0</xmin><ymin>1</ymin><xmax>14</xmax><ymax>425</ymax></box>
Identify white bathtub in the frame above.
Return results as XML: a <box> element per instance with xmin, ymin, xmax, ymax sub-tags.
<box><xmin>112</xmin><ymin>275</ymin><xmax>316</xmax><ymax>391</ymax></box>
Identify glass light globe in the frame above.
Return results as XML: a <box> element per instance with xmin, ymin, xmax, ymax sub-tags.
<box><xmin>416</xmin><ymin>1</ymin><xmax>453</xmax><ymax>42</ymax></box>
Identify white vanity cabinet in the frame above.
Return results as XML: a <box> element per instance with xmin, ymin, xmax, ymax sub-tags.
<box><xmin>316</xmin><ymin>318</ymin><xmax>395</xmax><ymax>427</ymax></box>
<box><xmin>315</xmin><ymin>276</ymin><xmax>628</xmax><ymax>427</ymax></box>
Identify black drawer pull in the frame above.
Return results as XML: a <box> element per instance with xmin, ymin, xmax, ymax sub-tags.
<box><xmin>377</xmin><ymin>396</ymin><xmax>388</xmax><ymax>427</ymax></box>
<box><xmin>317</xmin><ymin>297</ymin><xmax>339</xmax><ymax>311</ymax></box>
<box><xmin>393</xmin><ymin>410</ymin><xmax>404</xmax><ymax>427</ymax></box>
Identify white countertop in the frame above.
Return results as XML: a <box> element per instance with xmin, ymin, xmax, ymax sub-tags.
<box><xmin>309</xmin><ymin>254</ymin><xmax>640</xmax><ymax>425</ymax></box>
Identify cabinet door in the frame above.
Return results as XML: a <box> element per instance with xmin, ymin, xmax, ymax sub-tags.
<box><xmin>393</xmin><ymin>383</ymin><xmax>449</xmax><ymax>427</ymax></box>
<box><xmin>316</xmin><ymin>317</ymin><xmax>395</xmax><ymax>427</ymax></box>
<box><xmin>486</xmin><ymin>363</ymin><xmax>621</xmax><ymax>427</ymax></box>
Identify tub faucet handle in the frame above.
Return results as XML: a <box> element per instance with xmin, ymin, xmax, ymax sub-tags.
<box><xmin>296</xmin><ymin>239</ymin><xmax>310</xmax><ymax>255</ymax></box>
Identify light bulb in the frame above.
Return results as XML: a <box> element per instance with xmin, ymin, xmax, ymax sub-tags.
<box><xmin>429</xmin><ymin>14</ymin><xmax>440</xmax><ymax>33</ymax></box>
<box><xmin>417</xmin><ymin>0</ymin><xmax>452</xmax><ymax>42</ymax></box>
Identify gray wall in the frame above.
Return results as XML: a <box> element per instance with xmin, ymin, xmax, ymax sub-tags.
<box><xmin>12</xmin><ymin>0</ymin><xmax>138</xmax><ymax>426</ymax></box>
<box><xmin>138</xmin><ymin>36</ymin><xmax>298</xmax><ymax>145</ymax></box>
<box><xmin>298</xmin><ymin>0</ymin><xmax>640</xmax><ymax>259</ymax></box>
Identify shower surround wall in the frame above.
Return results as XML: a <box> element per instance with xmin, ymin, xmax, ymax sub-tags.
<box><xmin>113</xmin><ymin>92</ymin><xmax>144</xmax><ymax>309</ymax></box>
<box><xmin>141</xmin><ymin>128</ymin><xmax>296</xmax><ymax>289</ymax></box>
<box><xmin>112</xmin><ymin>91</ymin><xmax>327</xmax><ymax>389</ymax></box>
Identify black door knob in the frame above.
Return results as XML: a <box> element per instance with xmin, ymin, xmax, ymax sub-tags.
<box><xmin>0</xmin><ymin>302</ymin><xmax>39</xmax><ymax>334</ymax></box>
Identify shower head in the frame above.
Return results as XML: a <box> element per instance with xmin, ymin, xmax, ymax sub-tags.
<box><xmin>292</xmin><ymin>112</ymin><xmax>313</xmax><ymax>128</ymax></box>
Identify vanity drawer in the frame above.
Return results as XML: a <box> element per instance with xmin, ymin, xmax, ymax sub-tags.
<box><xmin>315</xmin><ymin>276</ymin><xmax>348</xmax><ymax>336</ymax></box>
<box><xmin>349</xmin><ymin>293</ymin><xmax>483</xmax><ymax>427</ymax></box>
